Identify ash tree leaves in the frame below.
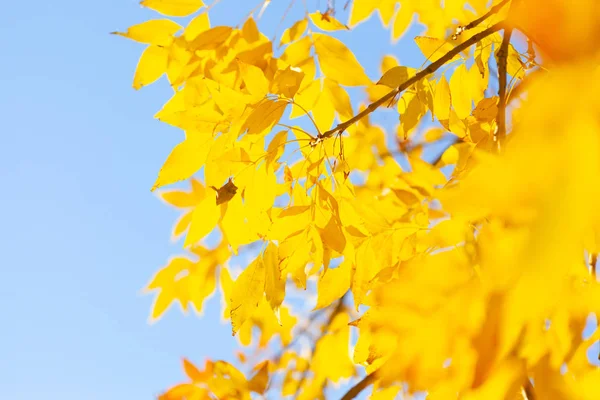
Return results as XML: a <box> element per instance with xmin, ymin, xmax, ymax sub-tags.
<box><xmin>119</xmin><ymin>0</ymin><xmax>600</xmax><ymax>399</ymax></box>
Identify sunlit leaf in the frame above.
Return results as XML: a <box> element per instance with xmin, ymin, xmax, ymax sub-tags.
<box><xmin>140</xmin><ymin>0</ymin><xmax>204</xmax><ymax>17</ymax></box>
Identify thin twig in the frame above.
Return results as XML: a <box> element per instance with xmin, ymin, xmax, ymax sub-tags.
<box><xmin>462</xmin><ymin>0</ymin><xmax>511</xmax><ymax>31</ymax></box>
<box><xmin>293</xmin><ymin>295</ymin><xmax>347</xmax><ymax>399</ymax></box>
<box><xmin>271</xmin><ymin>307</ymin><xmax>329</xmax><ymax>365</ymax></box>
<box><xmin>495</xmin><ymin>26</ymin><xmax>514</xmax><ymax>149</ymax></box>
<box><xmin>319</xmin><ymin>22</ymin><xmax>505</xmax><ymax>141</ymax></box>
<box><xmin>339</xmin><ymin>371</ymin><xmax>377</xmax><ymax>400</ymax></box>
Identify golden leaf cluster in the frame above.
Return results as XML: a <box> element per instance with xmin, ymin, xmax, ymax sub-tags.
<box><xmin>116</xmin><ymin>0</ymin><xmax>600</xmax><ymax>398</ymax></box>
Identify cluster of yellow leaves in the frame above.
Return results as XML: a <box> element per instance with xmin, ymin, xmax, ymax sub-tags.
<box><xmin>119</xmin><ymin>0</ymin><xmax>600</xmax><ymax>398</ymax></box>
<box><xmin>349</xmin><ymin>0</ymin><xmax>505</xmax><ymax>39</ymax></box>
<box><xmin>160</xmin><ymin>358</ymin><xmax>269</xmax><ymax>400</ymax></box>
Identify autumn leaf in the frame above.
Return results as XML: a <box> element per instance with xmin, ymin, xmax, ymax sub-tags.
<box><xmin>140</xmin><ymin>0</ymin><xmax>204</xmax><ymax>17</ymax></box>
<box><xmin>230</xmin><ymin>256</ymin><xmax>266</xmax><ymax>335</ymax></box>
<box><xmin>279</xmin><ymin>19</ymin><xmax>308</xmax><ymax>46</ymax></box>
<box><xmin>112</xmin><ymin>19</ymin><xmax>182</xmax><ymax>45</ymax></box>
<box><xmin>210</xmin><ymin>177</ymin><xmax>238</xmax><ymax>205</ymax></box>
<box><xmin>184</xmin><ymin>12</ymin><xmax>210</xmax><ymax>40</ymax></box>
<box><xmin>313</xmin><ymin>33</ymin><xmax>370</xmax><ymax>86</ymax></box>
<box><xmin>184</xmin><ymin>196</ymin><xmax>220</xmax><ymax>247</ymax></box>
<box><xmin>376</xmin><ymin>66</ymin><xmax>414</xmax><ymax>88</ymax></box>
<box><xmin>152</xmin><ymin>133</ymin><xmax>212</xmax><ymax>191</ymax></box>
<box><xmin>415</xmin><ymin>36</ymin><xmax>461</xmax><ymax>63</ymax></box>
<box><xmin>309</xmin><ymin>12</ymin><xmax>349</xmax><ymax>32</ymax></box>
<box><xmin>133</xmin><ymin>45</ymin><xmax>168</xmax><ymax>90</ymax></box>
<box><xmin>242</xmin><ymin>99</ymin><xmax>288</xmax><ymax>135</ymax></box>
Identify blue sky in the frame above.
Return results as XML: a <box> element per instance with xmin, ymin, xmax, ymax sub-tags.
<box><xmin>0</xmin><ymin>1</ymin><xmax>423</xmax><ymax>399</ymax></box>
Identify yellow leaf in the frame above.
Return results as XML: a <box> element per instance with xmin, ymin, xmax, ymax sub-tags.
<box><xmin>351</xmin><ymin>239</ymin><xmax>378</xmax><ymax>307</ymax></box>
<box><xmin>242</xmin><ymin>99</ymin><xmax>287</xmax><ymax>135</ymax></box>
<box><xmin>315</xmin><ymin>260</ymin><xmax>351</xmax><ymax>310</ymax></box>
<box><xmin>278</xmin><ymin>230</ymin><xmax>311</xmax><ymax>288</ymax></box>
<box><xmin>370</xmin><ymin>387</ymin><xmax>401</xmax><ymax>400</ymax></box>
<box><xmin>319</xmin><ymin>215</ymin><xmax>347</xmax><ymax>254</ymax></box>
<box><xmin>376</xmin><ymin>65</ymin><xmax>413</xmax><ymax>88</ymax></box>
<box><xmin>189</xmin><ymin>26</ymin><xmax>232</xmax><ymax>51</ymax></box>
<box><xmin>312</xmin><ymin>313</ymin><xmax>355</xmax><ymax>382</ymax></box>
<box><xmin>220</xmin><ymin>267</ymin><xmax>234</xmax><ymax>319</ymax></box>
<box><xmin>238</xmin><ymin>60</ymin><xmax>269</xmax><ymax>99</ymax></box>
<box><xmin>433</xmin><ymin>75</ymin><xmax>451</xmax><ymax>121</ymax></box>
<box><xmin>472</xmin><ymin>97</ymin><xmax>498</xmax><ymax>121</ymax></box>
<box><xmin>289</xmin><ymin>79</ymin><xmax>320</xmax><ymax>118</ymax></box>
<box><xmin>314</xmin><ymin>33</ymin><xmax>370</xmax><ymax>86</ymax></box>
<box><xmin>271</xmin><ymin>67</ymin><xmax>305</xmax><ymax>98</ymax></box>
<box><xmin>159</xmin><ymin>179</ymin><xmax>204</xmax><ymax>208</ymax></box>
<box><xmin>312</xmin><ymin>84</ymin><xmax>336</xmax><ymax>132</ymax></box>
<box><xmin>398</xmin><ymin>93</ymin><xmax>426</xmax><ymax>138</ymax></box>
<box><xmin>264</xmin><ymin>242</ymin><xmax>285</xmax><ymax>312</ymax></box>
<box><xmin>152</xmin><ymin>133</ymin><xmax>212</xmax><ymax>191</ymax></box>
<box><xmin>269</xmin><ymin>206</ymin><xmax>311</xmax><ymax>241</ymax></box>
<box><xmin>380</xmin><ymin>55</ymin><xmax>399</xmax><ymax>74</ymax></box>
<box><xmin>146</xmin><ymin>257</ymin><xmax>193</xmax><ymax>320</ymax></box>
<box><xmin>391</xmin><ymin>4</ymin><xmax>413</xmax><ymax>41</ymax></box>
<box><xmin>133</xmin><ymin>45</ymin><xmax>168</xmax><ymax>90</ymax></box>
<box><xmin>349</xmin><ymin>0</ymin><xmax>378</xmax><ymax>26</ymax></box>
<box><xmin>449</xmin><ymin>64</ymin><xmax>472</xmax><ymax>119</ymax></box>
<box><xmin>242</xmin><ymin>163</ymin><xmax>277</xmax><ymax>212</ymax></box>
<box><xmin>281</xmin><ymin>35</ymin><xmax>312</xmax><ymax>66</ymax></box>
<box><xmin>265</xmin><ymin>130</ymin><xmax>288</xmax><ymax>169</ymax></box>
<box><xmin>324</xmin><ymin>78</ymin><xmax>354</xmax><ymax>120</ymax></box>
<box><xmin>182</xmin><ymin>358</ymin><xmax>206</xmax><ymax>382</ymax></box>
<box><xmin>165</xmin><ymin>36</ymin><xmax>193</xmax><ymax>87</ymax></box>
<box><xmin>247</xmin><ymin>361</ymin><xmax>269</xmax><ymax>394</ymax></box>
<box><xmin>220</xmin><ymin>195</ymin><xmax>253</xmax><ymax>253</ymax></box>
<box><xmin>184</xmin><ymin>196</ymin><xmax>220</xmax><ymax>247</ymax></box>
<box><xmin>414</xmin><ymin>36</ymin><xmax>461</xmax><ymax>63</ymax></box>
<box><xmin>242</xmin><ymin>17</ymin><xmax>260</xmax><ymax>43</ymax></box>
<box><xmin>349</xmin><ymin>0</ymin><xmax>396</xmax><ymax>27</ymax></box>
<box><xmin>230</xmin><ymin>256</ymin><xmax>266</xmax><ymax>335</ymax></box>
<box><xmin>112</xmin><ymin>19</ymin><xmax>182</xmax><ymax>45</ymax></box>
<box><xmin>160</xmin><ymin>191</ymin><xmax>195</xmax><ymax>208</ymax></box>
<box><xmin>140</xmin><ymin>0</ymin><xmax>204</xmax><ymax>17</ymax></box>
<box><xmin>184</xmin><ymin>12</ymin><xmax>210</xmax><ymax>41</ymax></box>
<box><xmin>280</xmin><ymin>19</ymin><xmax>308</xmax><ymax>46</ymax></box>
<box><xmin>309</xmin><ymin>12</ymin><xmax>349</xmax><ymax>32</ymax></box>
<box><xmin>172</xmin><ymin>211</ymin><xmax>193</xmax><ymax>240</ymax></box>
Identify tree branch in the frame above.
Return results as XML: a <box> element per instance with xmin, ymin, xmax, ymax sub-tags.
<box><xmin>293</xmin><ymin>294</ymin><xmax>348</xmax><ymax>399</ymax></box>
<box><xmin>320</xmin><ymin>22</ymin><xmax>505</xmax><ymax>140</ymax></box>
<box><xmin>461</xmin><ymin>0</ymin><xmax>511</xmax><ymax>32</ymax></box>
<box><xmin>339</xmin><ymin>371</ymin><xmax>377</xmax><ymax>400</ymax></box>
<box><xmin>495</xmin><ymin>26</ymin><xmax>514</xmax><ymax>148</ymax></box>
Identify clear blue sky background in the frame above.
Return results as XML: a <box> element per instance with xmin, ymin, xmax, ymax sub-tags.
<box><xmin>0</xmin><ymin>1</ymin><xmax>426</xmax><ymax>399</ymax></box>
<box><xmin>2</xmin><ymin>1</ymin><xmax>597</xmax><ymax>399</ymax></box>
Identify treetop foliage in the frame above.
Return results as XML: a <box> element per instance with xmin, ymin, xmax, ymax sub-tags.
<box><xmin>116</xmin><ymin>0</ymin><xmax>600</xmax><ymax>398</ymax></box>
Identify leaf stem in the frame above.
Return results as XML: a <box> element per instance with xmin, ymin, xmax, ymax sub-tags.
<box><xmin>339</xmin><ymin>371</ymin><xmax>377</xmax><ymax>400</ymax></box>
<box><xmin>462</xmin><ymin>0</ymin><xmax>511</xmax><ymax>31</ymax></box>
